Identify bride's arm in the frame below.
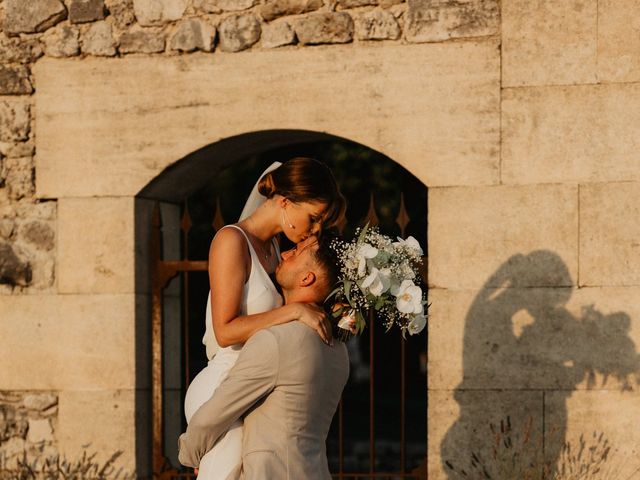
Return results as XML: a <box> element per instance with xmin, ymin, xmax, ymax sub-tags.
<box><xmin>210</xmin><ymin>228</ymin><xmax>331</xmax><ymax>347</ymax></box>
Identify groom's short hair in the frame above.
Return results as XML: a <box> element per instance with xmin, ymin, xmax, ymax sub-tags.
<box><xmin>312</xmin><ymin>231</ymin><xmax>341</xmax><ymax>298</ymax></box>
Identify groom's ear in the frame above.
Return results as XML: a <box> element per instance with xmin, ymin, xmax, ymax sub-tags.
<box><xmin>300</xmin><ymin>271</ymin><xmax>317</xmax><ymax>287</ymax></box>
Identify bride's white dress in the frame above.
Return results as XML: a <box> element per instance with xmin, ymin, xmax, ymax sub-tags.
<box><xmin>183</xmin><ymin>161</ymin><xmax>284</xmax><ymax>480</ymax></box>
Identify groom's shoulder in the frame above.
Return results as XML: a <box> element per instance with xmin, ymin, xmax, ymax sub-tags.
<box><xmin>268</xmin><ymin>321</ymin><xmax>317</xmax><ymax>343</ymax></box>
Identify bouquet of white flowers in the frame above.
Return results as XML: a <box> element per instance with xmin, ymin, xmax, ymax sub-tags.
<box><xmin>327</xmin><ymin>224</ymin><xmax>428</xmax><ymax>339</ymax></box>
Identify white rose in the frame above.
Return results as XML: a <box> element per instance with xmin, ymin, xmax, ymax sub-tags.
<box><xmin>408</xmin><ymin>313</ymin><xmax>426</xmax><ymax>335</ymax></box>
<box><xmin>361</xmin><ymin>267</ymin><xmax>391</xmax><ymax>296</ymax></box>
<box><xmin>392</xmin><ymin>279</ymin><xmax>423</xmax><ymax>314</ymax></box>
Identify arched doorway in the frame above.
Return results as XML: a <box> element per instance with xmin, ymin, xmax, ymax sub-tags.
<box><xmin>138</xmin><ymin>130</ymin><xmax>428</xmax><ymax>479</ymax></box>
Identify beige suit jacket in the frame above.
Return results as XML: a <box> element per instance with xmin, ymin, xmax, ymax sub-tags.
<box><xmin>178</xmin><ymin>321</ymin><xmax>349</xmax><ymax>479</ymax></box>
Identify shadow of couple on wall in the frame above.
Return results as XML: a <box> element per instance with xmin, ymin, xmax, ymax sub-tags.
<box><xmin>441</xmin><ymin>250</ymin><xmax>640</xmax><ymax>479</ymax></box>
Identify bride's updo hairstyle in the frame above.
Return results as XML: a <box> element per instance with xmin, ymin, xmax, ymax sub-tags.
<box><xmin>258</xmin><ymin>157</ymin><xmax>346</xmax><ymax>229</ymax></box>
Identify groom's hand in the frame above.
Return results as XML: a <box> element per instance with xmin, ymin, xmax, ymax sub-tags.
<box><xmin>194</xmin><ymin>468</ymin><xmax>199</xmax><ymax>475</ymax></box>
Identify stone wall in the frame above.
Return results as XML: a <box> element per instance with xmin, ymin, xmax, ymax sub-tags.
<box><xmin>1</xmin><ymin>0</ymin><xmax>639</xmax><ymax>477</ymax></box>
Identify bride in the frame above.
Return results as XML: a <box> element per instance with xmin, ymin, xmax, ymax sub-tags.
<box><xmin>183</xmin><ymin>157</ymin><xmax>345</xmax><ymax>479</ymax></box>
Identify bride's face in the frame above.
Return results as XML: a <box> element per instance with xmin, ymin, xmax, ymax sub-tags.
<box><xmin>280</xmin><ymin>199</ymin><xmax>327</xmax><ymax>243</ymax></box>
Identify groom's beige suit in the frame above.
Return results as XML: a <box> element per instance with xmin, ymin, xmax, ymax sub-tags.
<box><xmin>178</xmin><ymin>321</ymin><xmax>349</xmax><ymax>479</ymax></box>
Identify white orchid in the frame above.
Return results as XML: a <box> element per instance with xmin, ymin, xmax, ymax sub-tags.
<box><xmin>394</xmin><ymin>235</ymin><xmax>423</xmax><ymax>256</ymax></box>
<box><xmin>392</xmin><ymin>279</ymin><xmax>423</xmax><ymax>314</ymax></box>
<box><xmin>356</xmin><ymin>243</ymin><xmax>378</xmax><ymax>276</ymax></box>
<box><xmin>408</xmin><ymin>313</ymin><xmax>427</xmax><ymax>335</ymax></box>
<box><xmin>361</xmin><ymin>267</ymin><xmax>391</xmax><ymax>296</ymax></box>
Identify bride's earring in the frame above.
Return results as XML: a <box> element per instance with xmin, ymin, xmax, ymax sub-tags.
<box><xmin>282</xmin><ymin>207</ymin><xmax>294</xmax><ymax>230</ymax></box>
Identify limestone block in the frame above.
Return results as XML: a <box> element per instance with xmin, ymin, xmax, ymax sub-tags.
<box><xmin>294</xmin><ymin>12</ymin><xmax>354</xmax><ymax>45</ymax></box>
<box><xmin>23</xmin><ymin>394</ymin><xmax>58</xmax><ymax>411</ymax></box>
<box><xmin>3</xmin><ymin>0</ymin><xmax>67</xmax><ymax>34</ymax></box>
<box><xmin>0</xmin><ymin>294</ymin><xmax>143</xmax><ymax>390</ymax></box>
<box><xmin>194</xmin><ymin>0</ymin><xmax>257</xmax><ymax>13</ymax></box>
<box><xmin>42</xmin><ymin>25</ymin><xmax>81</xmax><ymax>57</ymax></box>
<box><xmin>133</xmin><ymin>0</ymin><xmax>187</xmax><ymax>26</ymax></box>
<box><xmin>0</xmin><ymin>66</ymin><xmax>33</xmax><ymax>95</ymax></box>
<box><xmin>0</xmin><ymin>242</ymin><xmax>32</xmax><ymax>286</ymax></box>
<box><xmin>33</xmin><ymin>41</ymin><xmax>499</xmax><ymax>196</ymax></box>
<box><xmin>170</xmin><ymin>18</ymin><xmax>216</xmax><ymax>52</ymax></box>
<box><xmin>429</xmin><ymin>185</ymin><xmax>578</xmax><ymax>289</ymax></box>
<box><xmin>0</xmin><ymin>141</ymin><xmax>35</xmax><ymax>158</ymax></box>
<box><xmin>26</xmin><ymin>419</ymin><xmax>54</xmax><ymax>444</ymax></box>
<box><xmin>597</xmin><ymin>0</ymin><xmax>640</xmax><ymax>84</ymax></box>
<box><xmin>58</xmin><ymin>197</ymin><xmax>134</xmax><ymax>294</ymax></box>
<box><xmin>5</xmin><ymin>157</ymin><xmax>35</xmax><ymax>200</ymax></box>
<box><xmin>405</xmin><ymin>0</ymin><xmax>499</xmax><ymax>43</ymax></box>
<box><xmin>580</xmin><ymin>182</ymin><xmax>640</xmax><ymax>287</ymax></box>
<box><xmin>81</xmin><ymin>20</ymin><xmax>118</xmax><ymax>56</ymax></box>
<box><xmin>429</xmin><ymin>390</ymin><xmax>544</xmax><ymax>480</ymax></box>
<box><xmin>19</xmin><ymin>220</ymin><xmax>55</xmax><ymax>251</ymax></box>
<box><xmin>502</xmin><ymin>84</ymin><xmax>640</xmax><ymax>184</ymax></box>
<box><xmin>428</xmin><ymin>286</ymin><xmax>640</xmax><ymax>391</ymax></box>
<box><xmin>57</xmin><ymin>389</ymin><xmax>146</xmax><ymax>471</ymax></box>
<box><xmin>0</xmin><ymin>34</ymin><xmax>44</xmax><ymax>64</ymax></box>
<box><xmin>69</xmin><ymin>0</ymin><xmax>106</xmax><ymax>23</ymax></box>
<box><xmin>105</xmin><ymin>0</ymin><xmax>136</xmax><ymax>29</ymax></box>
<box><xmin>119</xmin><ymin>30</ymin><xmax>166</xmax><ymax>54</ymax></box>
<box><xmin>0</xmin><ymin>99</ymin><xmax>30</xmax><ymax>143</ymax></box>
<box><xmin>218</xmin><ymin>13</ymin><xmax>261</xmax><ymax>52</ymax></box>
<box><xmin>545</xmin><ymin>391</ymin><xmax>640</xmax><ymax>478</ymax></box>
<box><xmin>260</xmin><ymin>0</ymin><xmax>323</xmax><ymax>22</ymax></box>
<box><xmin>502</xmin><ymin>0</ymin><xmax>597</xmax><ymax>87</ymax></box>
<box><xmin>260</xmin><ymin>21</ymin><xmax>296</xmax><ymax>48</ymax></box>
<box><xmin>353</xmin><ymin>10</ymin><xmax>401</xmax><ymax>41</ymax></box>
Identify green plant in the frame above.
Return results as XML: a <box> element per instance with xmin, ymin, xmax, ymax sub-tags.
<box><xmin>0</xmin><ymin>449</ymin><xmax>135</xmax><ymax>480</ymax></box>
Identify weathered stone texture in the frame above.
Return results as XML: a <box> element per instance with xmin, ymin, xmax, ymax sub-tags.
<box><xmin>105</xmin><ymin>0</ymin><xmax>136</xmax><ymax>28</ymax></box>
<box><xmin>260</xmin><ymin>21</ymin><xmax>296</xmax><ymax>48</ymax></box>
<box><xmin>597</xmin><ymin>0</ymin><xmax>640</xmax><ymax>83</ymax></box>
<box><xmin>429</xmin><ymin>390</ymin><xmax>544</xmax><ymax>480</ymax></box>
<box><xmin>5</xmin><ymin>157</ymin><xmax>35</xmax><ymax>200</ymax></box>
<box><xmin>170</xmin><ymin>18</ymin><xmax>216</xmax><ymax>52</ymax></box>
<box><xmin>34</xmin><ymin>42</ymin><xmax>499</xmax><ymax>196</ymax></box>
<box><xmin>69</xmin><ymin>0</ymin><xmax>106</xmax><ymax>23</ymax></box>
<box><xmin>0</xmin><ymin>34</ymin><xmax>44</xmax><ymax>64</ymax></box>
<box><xmin>81</xmin><ymin>20</ymin><xmax>117</xmax><ymax>56</ymax></box>
<box><xmin>0</xmin><ymin>294</ymin><xmax>144</xmax><ymax>389</ymax></box>
<box><xmin>119</xmin><ymin>30</ymin><xmax>166</xmax><ymax>53</ymax></box>
<box><xmin>3</xmin><ymin>0</ymin><xmax>67</xmax><ymax>34</ymax></box>
<box><xmin>195</xmin><ymin>0</ymin><xmax>257</xmax><ymax>13</ymax></box>
<box><xmin>502</xmin><ymin>0</ymin><xmax>597</xmax><ymax>87</ymax></box>
<box><xmin>58</xmin><ymin>197</ymin><xmax>133</xmax><ymax>294</ymax></box>
<box><xmin>57</xmin><ymin>389</ymin><xmax>146</xmax><ymax>470</ymax></box>
<box><xmin>337</xmin><ymin>0</ymin><xmax>378</xmax><ymax>8</ymax></box>
<box><xmin>354</xmin><ymin>10</ymin><xmax>400</xmax><ymax>40</ymax></box>
<box><xmin>429</xmin><ymin>185</ymin><xmax>578</xmax><ymax>289</ymax></box>
<box><xmin>42</xmin><ymin>25</ymin><xmax>81</xmax><ymax>57</ymax></box>
<box><xmin>0</xmin><ymin>66</ymin><xmax>33</xmax><ymax>95</ymax></box>
<box><xmin>580</xmin><ymin>183</ymin><xmax>640</xmax><ymax>287</ymax></box>
<box><xmin>428</xmin><ymin>286</ymin><xmax>640</xmax><ymax>392</ymax></box>
<box><xmin>19</xmin><ymin>221</ymin><xmax>55</xmax><ymax>251</ymax></box>
<box><xmin>546</xmin><ymin>391</ymin><xmax>640</xmax><ymax>479</ymax></box>
<box><xmin>133</xmin><ymin>0</ymin><xmax>188</xmax><ymax>26</ymax></box>
<box><xmin>502</xmin><ymin>84</ymin><xmax>640</xmax><ymax>185</ymax></box>
<box><xmin>22</xmin><ymin>394</ymin><xmax>58</xmax><ymax>412</ymax></box>
<box><xmin>260</xmin><ymin>0</ymin><xmax>323</xmax><ymax>22</ymax></box>
<box><xmin>405</xmin><ymin>0</ymin><xmax>499</xmax><ymax>43</ymax></box>
<box><xmin>0</xmin><ymin>142</ymin><xmax>36</xmax><ymax>159</ymax></box>
<box><xmin>0</xmin><ymin>100</ymin><xmax>30</xmax><ymax>143</ymax></box>
<box><xmin>294</xmin><ymin>12</ymin><xmax>354</xmax><ymax>45</ymax></box>
<box><xmin>218</xmin><ymin>13</ymin><xmax>261</xmax><ymax>52</ymax></box>
<box><xmin>0</xmin><ymin>242</ymin><xmax>32</xmax><ymax>286</ymax></box>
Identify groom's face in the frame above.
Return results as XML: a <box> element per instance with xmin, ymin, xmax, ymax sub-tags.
<box><xmin>275</xmin><ymin>236</ymin><xmax>321</xmax><ymax>290</ymax></box>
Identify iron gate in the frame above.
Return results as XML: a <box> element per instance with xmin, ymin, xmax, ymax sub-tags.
<box><xmin>150</xmin><ymin>192</ymin><xmax>428</xmax><ymax>480</ymax></box>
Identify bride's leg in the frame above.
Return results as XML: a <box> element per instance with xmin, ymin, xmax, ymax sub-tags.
<box><xmin>196</xmin><ymin>420</ymin><xmax>243</xmax><ymax>480</ymax></box>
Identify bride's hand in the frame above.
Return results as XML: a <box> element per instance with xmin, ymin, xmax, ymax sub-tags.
<box><xmin>293</xmin><ymin>303</ymin><xmax>333</xmax><ymax>345</ymax></box>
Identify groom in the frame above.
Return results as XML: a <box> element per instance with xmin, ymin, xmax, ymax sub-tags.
<box><xmin>178</xmin><ymin>233</ymin><xmax>349</xmax><ymax>479</ymax></box>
